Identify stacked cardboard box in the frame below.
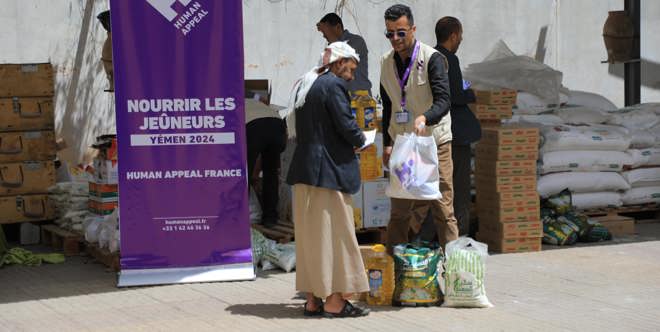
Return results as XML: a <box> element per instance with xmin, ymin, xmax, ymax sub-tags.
<box><xmin>351</xmin><ymin>91</ymin><xmax>390</xmax><ymax>229</ymax></box>
<box><xmin>469</xmin><ymin>89</ymin><xmax>517</xmax><ymax>125</ymax></box>
<box><xmin>0</xmin><ymin>63</ymin><xmax>57</xmax><ymax>224</ymax></box>
<box><xmin>89</xmin><ymin>136</ymin><xmax>118</xmax><ymax>215</ymax></box>
<box><xmin>475</xmin><ymin>125</ymin><xmax>542</xmax><ymax>253</ymax></box>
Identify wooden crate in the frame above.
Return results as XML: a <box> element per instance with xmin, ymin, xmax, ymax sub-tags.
<box><xmin>589</xmin><ymin>215</ymin><xmax>635</xmax><ymax>236</ymax></box>
<box><xmin>85</xmin><ymin>242</ymin><xmax>120</xmax><ymax>271</ymax></box>
<box><xmin>0</xmin><ymin>63</ymin><xmax>54</xmax><ymax>97</ymax></box>
<box><xmin>0</xmin><ymin>194</ymin><xmax>55</xmax><ymax>224</ymax></box>
<box><xmin>252</xmin><ymin>222</ymin><xmax>294</xmax><ymax>244</ymax></box>
<box><xmin>0</xmin><ymin>97</ymin><xmax>54</xmax><ymax>132</ymax></box>
<box><xmin>0</xmin><ymin>131</ymin><xmax>56</xmax><ymax>163</ymax></box>
<box><xmin>0</xmin><ymin>161</ymin><xmax>56</xmax><ymax>196</ymax></box>
<box><xmin>41</xmin><ymin>224</ymin><xmax>82</xmax><ymax>256</ymax></box>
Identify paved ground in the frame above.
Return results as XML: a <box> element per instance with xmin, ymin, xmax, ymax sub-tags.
<box><xmin>2</xmin><ymin>223</ymin><xmax>660</xmax><ymax>331</ymax></box>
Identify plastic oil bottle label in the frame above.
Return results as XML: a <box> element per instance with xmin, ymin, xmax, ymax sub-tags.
<box><xmin>368</xmin><ymin>269</ymin><xmax>383</xmax><ymax>297</ymax></box>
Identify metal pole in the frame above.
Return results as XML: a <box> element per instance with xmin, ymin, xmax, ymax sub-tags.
<box><xmin>624</xmin><ymin>0</ymin><xmax>641</xmax><ymax>106</ymax></box>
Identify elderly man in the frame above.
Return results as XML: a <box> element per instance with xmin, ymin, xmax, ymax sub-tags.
<box><xmin>316</xmin><ymin>13</ymin><xmax>371</xmax><ymax>94</ymax></box>
<box><xmin>286</xmin><ymin>42</ymin><xmax>370</xmax><ymax>318</ymax></box>
<box><xmin>379</xmin><ymin>4</ymin><xmax>459</xmax><ymax>251</ymax></box>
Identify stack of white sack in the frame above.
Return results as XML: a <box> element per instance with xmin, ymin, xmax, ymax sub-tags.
<box><xmin>621</xmin><ymin>168</ymin><xmax>660</xmax><ymax>205</ymax></box>
<box><xmin>48</xmin><ymin>182</ymin><xmax>91</xmax><ymax>232</ymax></box>
<box><xmin>536</xmin><ymin>102</ymin><xmax>633</xmax><ymax>210</ymax></box>
<box><xmin>606</xmin><ymin>104</ymin><xmax>660</xmax><ymax>149</ymax></box>
<box><xmin>83</xmin><ymin>209</ymin><xmax>120</xmax><ymax>253</ymax></box>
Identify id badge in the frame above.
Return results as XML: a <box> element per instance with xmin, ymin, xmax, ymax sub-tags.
<box><xmin>395</xmin><ymin>110</ymin><xmax>410</xmax><ymax>124</ymax></box>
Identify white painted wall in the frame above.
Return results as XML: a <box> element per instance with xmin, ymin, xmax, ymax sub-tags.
<box><xmin>1</xmin><ymin>0</ymin><xmax>658</xmax><ymax>163</ymax></box>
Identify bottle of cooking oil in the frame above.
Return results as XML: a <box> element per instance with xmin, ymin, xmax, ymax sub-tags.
<box><xmin>350</xmin><ymin>90</ymin><xmax>377</xmax><ymax>129</ymax></box>
<box><xmin>366</xmin><ymin>244</ymin><xmax>394</xmax><ymax>306</ymax></box>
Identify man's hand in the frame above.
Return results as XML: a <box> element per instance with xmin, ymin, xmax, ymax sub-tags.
<box><xmin>383</xmin><ymin>146</ymin><xmax>393</xmax><ymax>168</ymax></box>
<box><xmin>414</xmin><ymin>115</ymin><xmax>427</xmax><ymax>135</ymax></box>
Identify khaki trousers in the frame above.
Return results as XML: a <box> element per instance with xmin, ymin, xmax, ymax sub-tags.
<box><xmin>386</xmin><ymin>142</ymin><xmax>459</xmax><ymax>250</ymax></box>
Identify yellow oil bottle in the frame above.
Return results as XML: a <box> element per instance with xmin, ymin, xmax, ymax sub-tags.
<box><xmin>366</xmin><ymin>244</ymin><xmax>394</xmax><ymax>306</ymax></box>
<box><xmin>350</xmin><ymin>90</ymin><xmax>377</xmax><ymax>130</ymax></box>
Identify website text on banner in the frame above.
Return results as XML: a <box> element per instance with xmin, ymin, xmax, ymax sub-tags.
<box><xmin>110</xmin><ymin>0</ymin><xmax>254</xmax><ymax>287</ymax></box>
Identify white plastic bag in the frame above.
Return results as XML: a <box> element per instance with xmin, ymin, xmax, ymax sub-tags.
<box><xmin>386</xmin><ymin>133</ymin><xmax>441</xmax><ymax>200</ymax></box>
<box><xmin>539</xmin><ymin>150</ymin><xmax>632</xmax><ymax>174</ymax></box>
<box><xmin>264</xmin><ymin>242</ymin><xmax>296</xmax><ymax>272</ymax></box>
<box><xmin>537</xmin><ymin>172</ymin><xmax>630</xmax><ymax>197</ymax></box>
<box><xmin>444</xmin><ymin>237</ymin><xmax>493</xmax><ymax>308</ymax></box>
<box><xmin>249</xmin><ymin>187</ymin><xmax>262</xmax><ymax>224</ymax></box>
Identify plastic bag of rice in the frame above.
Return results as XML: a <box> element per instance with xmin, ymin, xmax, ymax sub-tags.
<box><xmin>443</xmin><ymin>237</ymin><xmax>493</xmax><ymax>308</ymax></box>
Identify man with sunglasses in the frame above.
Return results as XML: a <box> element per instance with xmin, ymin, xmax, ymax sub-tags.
<box><xmin>435</xmin><ymin>16</ymin><xmax>481</xmax><ymax>238</ymax></box>
<box><xmin>317</xmin><ymin>13</ymin><xmax>372</xmax><ymax>94</ymax></box>
<box><xmin>380</xmin><ymin>4</ymin><xmax>458</xmax><ymax>252</ymax></box>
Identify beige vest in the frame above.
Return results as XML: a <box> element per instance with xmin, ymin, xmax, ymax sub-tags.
<box><xmin>380</xmin><ymin>42</ymin><xmax>452</xmax><ymax>145</ymax></box>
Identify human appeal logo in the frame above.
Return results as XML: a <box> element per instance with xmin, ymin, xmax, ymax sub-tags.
<box><xmin>146</xmin><ymin>0</ymin><xmax>209</xmax><ymax>35</ymax></box>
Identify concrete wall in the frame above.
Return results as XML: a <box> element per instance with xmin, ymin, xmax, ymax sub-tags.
<box><xmin>1</xmin><ymin>0</ymin><xmax>658</xmax><ymax>163</ymax></box>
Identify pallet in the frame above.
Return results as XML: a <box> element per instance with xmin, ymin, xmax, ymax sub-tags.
<box><xmin>580</xmin><ymin>203</ymin><xmax>660</xmax><ymax>220</ymax></box>
<box><xmin>252</xmin><ymin>222</ymin><xmax>294</xmax><ymax>243</ymax></box>
<box><xmin>40</xmin><ymin>224</ymin><xmax>82</xmax><ymax>256</ymax></box>
<box><xmin>356</xmin><ymin>227</ymin><xmax>387</xmax><ymax>245</ymax></box>
<box><xmin>84</xmin><ymin>241</ymin><xmax>120</xmax><ymax>271</ymax></box>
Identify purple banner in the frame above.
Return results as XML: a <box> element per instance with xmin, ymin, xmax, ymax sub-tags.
<box><xmin>110</xmin><ymin>0</ymin><xmax>254</xmax><ymax>286</ymax></box>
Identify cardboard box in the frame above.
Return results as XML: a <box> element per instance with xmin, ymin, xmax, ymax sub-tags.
<box><xmin>89</xmin><ymin>182</ymin><xmax>118</xmax><ymax>199</ymax></box>
<box><xmin>476</xmin><ymin>175</ymin><xmax>537</xmax><ymax>193</ymax></box>
<box><xmin>362</xmin><ymin>179</ymin><xmax>390</xmax><ymax>229</ymax></box>
<box><xmin>0</xmin><ymin>63</ymin><xmax>54</xmax><ymax>97</ymax></box>
<box><xmin>469</xmin><ymin>104</ymin><xmax>513</xmax><ymax>120</ymax></box>
<box><xmin>0</xmin><ymin>161</ymin><xmax>56</xmax><ymax>196</ymax></box>
<box><xmin>477</xmin><ymin>204</ymin><xmax>540</xmax><ymax>223</ymax></box>
<box><xmin>476</xmin><ymin>190</ymin><xmax>538</xmax><ymax>202</ymax></box>
<box><xmin>245</xmin><ymin>79</ymin><xmax>270</xmax><ymax>104</ymax></box>
<box><xmin>477</xmin><ymin>232</ymin><xmax>542</xmax><ymax>253</ymax></box>
<box><xmin>474</xmin><ymin>89</ymin><xmax>517</xmax><ymax>105</ymax></box>
<box><xmin>352</xmin><ymin>186</ymin><xmax>363</xmax><ymax>229</ymax></box>
<box><xmin>88</xmin><ymin>199</ymin><xmax>118</xmax><ymax>215</ymax></box>
<box><xmin>475</xmin><ymin>158</ymin><xmax>537</xmax><ymax>177</ymax></box>
<box><xmin>93</xmin><ymin>158</ymin><xmax>119</xmax><ymax>184</ymax></box>
<box><xmin>0</xmin><ymin>131</ymin><xmax>56</xmax><ymax>163</ymax></box>
<box><xmin>475</xmin><ymin>144</ymin><xmax>539</xmax><ymax>161</ymax></box>
<box><xmin>481</xmin><ymin>125</ymin><xmax>540</xmax><ymax>146</ymax></box>
<box><xmin>479</xmin><ymin>220</ymin><xmax>543</xmax><ymax>238</ymax></box>
<box><xmin>0</xmin><ymin>194</ymin><xmax>55</xmax><ymax>224</ymax></box>
<box><xmin>0</xmin><ymin>97</ymin><xmax>54</xmax><ymax>131</ymax></box>
<box><xmin>477</xmin><ymin>194</ymin><xmax>539</xmax><ymax>211</ymax></box>
<box><xmin>358</xmin><ymin>133</ymin><xmax>384</xmax><ymax>180</ymax></box>
<box><xmin>590</xmin><ymin>215</ymin><xmax>635</xmax><ymax>236</ymax></box>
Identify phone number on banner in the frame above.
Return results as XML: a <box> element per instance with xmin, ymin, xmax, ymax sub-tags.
<box><xmin>130</xmin><ymin>133</ymin><xmax>235</xmax><ymax>146</ymax></box>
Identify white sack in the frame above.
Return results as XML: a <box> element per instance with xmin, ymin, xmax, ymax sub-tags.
<box><xmin>443</xmin><ymin>237</ymin><xmax>493</xmax><ymax>308</ymax></box>
<box><xmin>540</xmin><ymin>124</ymin><xmax>631</xmax><ymax>153</ymax></box>
<box><xmin>622</xmin><ymin>167</ymin><xmax>660</xmax><ymax>188</ymax></box>
<box><xmin>571</xmin><ymin>192</ymin><xmax>622</xmax><ymax>210</ymax></box>
<box><xmin>540</xmin><ymin>150</ymin><xmax>631</xmax><ymax>174</ymax></box>
<box><xmin>607</xmin><ymin>107</ymin><xmax>660</xmax><ymax>130</ymax></box>
<box><xmin>537</xmin><ymin>172</ymin><xmax>631</xmax><ymax>197</ymax></box>
<box><xmin>510</xmin><ymin>113</ymin><xmax>564</xmax><ymax>126</ymax></box>
<box><xmin>249</xmin><ymin>187</ymin><xmax>262</xmax><ymax>224</ymax></box>
<box><xmin>630</xmin><ymin>130</ymin><xmax>658</xmax><ymax>149</ymax></box>
<box><xmin>626</xmin><ymin>148</ymin><xmax>660</xmax><ymax>168</ymax></box>
<box><xmin>622</xmin><ymin>186</ymin><xmax>660</xmax><ymax>205</ymax></box>
<box><xmin>515</xmin><ymin>92</ymin><xmax>567</xmax><ymax>114</ymax></box>
<box><xmin>555</xmin><ymin>106</ymin><xmax>611</xmax><ymax>124</ymax></box>
<box><xmin>568</xmin><ymin>90</ymin><xmax>617</xmax><ymax>111</ymax></box>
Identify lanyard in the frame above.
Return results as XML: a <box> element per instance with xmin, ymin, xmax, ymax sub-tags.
<box><xmin>395</xmin><ymin>41</ymin><xmax>421</xmax><ymax>110</ymax></box>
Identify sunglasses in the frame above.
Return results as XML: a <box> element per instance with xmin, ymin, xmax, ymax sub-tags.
<box><xmin>385</xmin><ymin>29</ymin><xmax>410</xmax><ymax>39</ymax></box>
